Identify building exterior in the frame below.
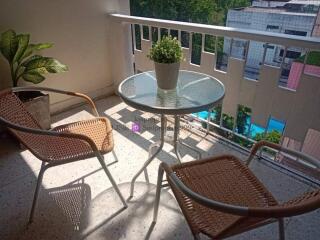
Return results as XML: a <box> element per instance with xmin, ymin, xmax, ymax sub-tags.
<box><xmin>224</xmin><ymin>0</ymin><xmax>319</xmax><ymax>82</ymax></box>
<box><xmin>312</xmin><ymin>7</ymin><xmax>320</xmax><ymax>36</ymax></box>
<box><xmin>287</xmin><ymin>9</ymin><xmax>320</xmax><ymax>89</ymax></box>
<box><xmin>252</xmin><ymin>0</ymin><xmax>290</xmax><ymax>8</ymax></box>
<box><xmin>253</xmin><ymin>0</ymin><xmax>320</xmax><ymax>11</ymax></box>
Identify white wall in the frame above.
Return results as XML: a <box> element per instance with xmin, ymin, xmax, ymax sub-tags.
<box><xmin>0</xmin><ymin>0</ymin><xmax>130</xmax><ymax>113</ymax></box>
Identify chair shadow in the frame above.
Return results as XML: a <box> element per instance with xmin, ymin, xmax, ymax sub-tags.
<box><xmin>21</xmin><ymin>183</ymin><xmax>92</xmax><ymax>239</ymax></box>
<box><xmin>77</xmin><ymin>181</ymin><xmax>192</xmax><ymax>240</ymax></box>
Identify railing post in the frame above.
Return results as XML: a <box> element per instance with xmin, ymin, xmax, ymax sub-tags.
<box><xmin>107</xmin><ymin>0</ymin><xmax>134</xmax><ymax>94</ymax></box>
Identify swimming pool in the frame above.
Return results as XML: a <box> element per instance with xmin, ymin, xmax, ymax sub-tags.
<box><xmin>193</xmin><ymin>111</ymin><xmax>285</xmax><ymax>138</ymax></box>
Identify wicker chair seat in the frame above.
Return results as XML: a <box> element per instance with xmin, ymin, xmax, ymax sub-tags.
<box><xmin>53</xmin><ymin>117</ymin><xmax>114</xmax><ymax>155</ymax></box>
<box><xmin>168</xmin><ymin>155</ymin><xmax>278</xmax><ymax>239</ymax></box>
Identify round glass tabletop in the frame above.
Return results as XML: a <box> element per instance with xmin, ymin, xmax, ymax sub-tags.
<box><xmin>118</xmin><ymin>70</ymin><xmax>225</xmax><ymax>115</ymax></box>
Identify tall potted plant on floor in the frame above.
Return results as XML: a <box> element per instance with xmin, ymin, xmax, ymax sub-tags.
<box><xmin>148</xmin><ymin>36</ymin><xmax>183</xmax><ymax>90</ymax></box>
<box><xmin>0</xmin><ymin>29</ymin><xmax>68</xmax><ymax>129</ymax></box>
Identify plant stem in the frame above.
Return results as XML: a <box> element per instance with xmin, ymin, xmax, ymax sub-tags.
<box><xmin>14</xmin><ymin>65</ymin><xmax>21</xmax><ymax>86</ymax></box>
<box><xmin>10</xmin><ymin>63</ymin><xmax>17</xmax><ymax>87</ymax></box>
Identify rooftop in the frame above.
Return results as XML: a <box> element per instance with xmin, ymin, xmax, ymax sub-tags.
<box><xmin>0</xmin><ymin>95</ymin><xmax>319</xmax><ymax>240</ymax></box>
<box><xmin>289</xmin><ymin>0</ymin><xmax>320</xmax><ymax>4</ymax></box>
<box><xmin>233</xmin><ymin>6</ymin><xmax>317</xmax><ymax>16</ymax></box>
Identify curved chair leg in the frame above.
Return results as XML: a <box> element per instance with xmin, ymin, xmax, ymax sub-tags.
<box><xmin>153</xmin><ymin>165</ymin><xmax>164</xmax><ymax>223</ymax></box>
<box><xmin>98</xmin><ymin>157</ymin><xmax>127</xmax><ymax>208</ymax></box>
<box><xmin>28</xmin><ymin>162</ymin><xmax>46</xmax><ymax>224</ymax></box>
<box><xmin>278</xmin><ymin>218</ymin><xmax>285</xmax><ymax>240</ymax></box>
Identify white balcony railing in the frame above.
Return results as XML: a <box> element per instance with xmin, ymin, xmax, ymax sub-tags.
<box><xmin>109</xmin><ymin>13</ymin><xmax>320</xmax><ymax>181</ymax></box>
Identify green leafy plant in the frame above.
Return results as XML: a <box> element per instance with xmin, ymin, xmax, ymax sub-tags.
<box><xmin>295</xmin><ymin>51</ymin><xmax>320</xmax><ymax>66</ymax></box>
<box><xmin>0</xmin><ymin>29</ymin><xmax>68</xmax><ymax>87</ymax></box>
<box><xmin>236</xmin><ymin>105</ymin><xmax>251</xmax><ymax>135</ymax></box>
<box><xmin>148</xmin><ymin>36</ymin><xmax>183</xmax><ymax>63</ymax></box>
<box><xmin>254</xmin><ymin>130</ymin><xmax>281</xmax><ymax>144</ymax></box>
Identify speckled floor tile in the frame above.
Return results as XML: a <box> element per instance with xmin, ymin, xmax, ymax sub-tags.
<box><xmin>0</xmin><ymin>95</ymin><xmax>319</xmax><ymax>240</ymax></box>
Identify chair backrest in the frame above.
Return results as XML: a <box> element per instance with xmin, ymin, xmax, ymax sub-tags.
<box><xmin>0</xmin><ymin>89</ymin><xmax>94</xmax><ymax>162</ymax></box>
<box><xmin>0</xmin><ymin>89</ymin><xmax>47</xmax><ymax>157</ymax></box>
<box><xmin>0</xmin><ymin>89</ymin><xmax>42</xmax><ymax>130</ymax></box>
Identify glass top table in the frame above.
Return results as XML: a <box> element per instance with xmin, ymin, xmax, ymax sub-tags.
<box><xmin>118</xmin><ymin>70</ymin><xmax>225</xmax><ymax>199</ymax></box>
<box><xmin>118</xmin><ymin>70</ymin><xmax>225</xmax><ymax>115</ymax></box>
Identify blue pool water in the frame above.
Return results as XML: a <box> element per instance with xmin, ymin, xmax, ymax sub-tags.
<box><xmin>193</xmin><ymin>111</ymin><xmax>285</xmax><ymax>138</ymax></box>
<box><xmin>267</xmin><ymin>118</ymin><xmax>285</xmax><ymax>133</ymax></box>
<box><xmin>197</xmin><ymin>111</ymin><xmax>213</xmax><ymax>120</ymax></box>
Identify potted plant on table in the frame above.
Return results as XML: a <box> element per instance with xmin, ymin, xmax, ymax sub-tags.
<box><xmin>148</xmin><ymin>36</ymin><xmax>183</xmax><ymax>90</ymax></box>
<box><xmin>0</xmin><ymin>29</ymin><xmax>68</xmax><ymax>129</ymax></box>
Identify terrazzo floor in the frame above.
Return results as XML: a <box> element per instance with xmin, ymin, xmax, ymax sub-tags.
<box><xmin>0</xmin><ymin>95</ymin><xmax>319</xmax><ymax>240</ymax></box>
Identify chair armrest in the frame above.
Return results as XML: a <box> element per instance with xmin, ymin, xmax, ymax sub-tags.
<box><xmin>246</xmin><ymin>140</ymin><xmax>320</xmax><ymax>168</ymax></box>
<box><xmin>12</xmin><ymin>86</ymin><xmax>99</xmax><ymax>117</ymax></box>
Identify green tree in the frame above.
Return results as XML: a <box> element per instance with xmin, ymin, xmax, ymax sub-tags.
<box><xmin>211</xmin><ymin>105</ymin><xmax>222</xmax><ymax>124</ymax></box>
<box><xmin>222</xmin><ymin>113</ymin><xmax>234</xmax><ymax>130</ymax></box>
<box><xmin>254</xmin><ymin>130</ymin><xmax>282</xmax><ymax>144</ymax></box>
<box><xmin>131</xmin><ymin>0</ymin><xmax>250</xmax><ymax>64</ymax></box>
<box><xmin>130</xmin><ymin>0</ymin><xmax>250</xmax><ymax>25</ymax></box>
<box><xmin>236</xmin><ymin>105</ymin><xmax>251</xmax><ymax>135</ymax></box>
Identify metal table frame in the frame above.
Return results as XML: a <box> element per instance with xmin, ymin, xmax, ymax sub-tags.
<box><xmin>118</xmin><ymin>70</ymin><xmax>225</xmax><ymax>199</ymax></box>
<box><xmin>129</xmin><ymin>114</ymin><xmax>202</xmax><ymax>198</ymax></box>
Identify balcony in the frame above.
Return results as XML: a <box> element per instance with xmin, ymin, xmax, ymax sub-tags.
<box><xmin>0</xmin><ymin>1</ymin><xmax>319</xmax><ymax>239</ymax></box>
<box><xmin>0</xmin><ymin>95</ymin><xmax>319</xmax><ymax>239</ymax></box>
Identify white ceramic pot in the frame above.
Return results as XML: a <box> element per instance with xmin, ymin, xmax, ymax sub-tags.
<box><xmin>154</xmin><ymin>62</ymin><xmax>180</xmax><ymax>90</ymax></box>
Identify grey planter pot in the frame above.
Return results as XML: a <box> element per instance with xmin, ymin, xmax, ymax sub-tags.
<box><xmin>0</xmin><ymin>92</ymin><xmax>51</xmax><ymax>134</ymax></box>
<box><xmin>154</xmin><ymin>62</ymin><xmax>180</xmax><ymax>90</ymax></box>
<box><xmin>24</xmin><ymin>92</ymin><xmax>51</xmax><ymax>130</ymax></box>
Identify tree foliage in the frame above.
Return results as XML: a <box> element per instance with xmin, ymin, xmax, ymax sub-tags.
<box><xmin>254</xmin><ymin>130</ymin><xmax>282</xmax><ymax>144</ymax></box>
<box><xmin>236</xmin><ymin>105</ymin><xmax>251</xmax><ymax>135</ymax></box>
<box><xmin>131</xmin><ymin>0</ymin><xmax>250</xmax><ymax>64</ymax></box>
<box><xmin>130</xmin><ymin>0</ymin><xmax>250</xmax><ymax>25</ymax></box>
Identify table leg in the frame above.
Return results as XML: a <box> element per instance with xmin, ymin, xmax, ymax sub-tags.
<box><xmin>173</xmin><ymin>115</ymin><xmax>182</xmax><ymax>164</ymax></box>
<box><xmin>129</xmin><ymin>115</ymin><xmax>166</xmax><ymax>199</ymax></box>
<box><xmin>148</xmin><ymin>141</ymin><xmax>162</xmax><ymax>158</ymax></box>
<box><xmin>144</xmin><ymin>141</ymin><xmax>162</xmax><ymax>183</ymax></box>
<box><xmin>174</xmin><ymin>115</ymin><xmax>202</xmax><ymax>160</ymax></box>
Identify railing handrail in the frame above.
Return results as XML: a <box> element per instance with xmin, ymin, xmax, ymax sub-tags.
<box><xmin>110</xmin><ymin>13</ymin><xmax>320</xmax><ymax>50</ymax></box>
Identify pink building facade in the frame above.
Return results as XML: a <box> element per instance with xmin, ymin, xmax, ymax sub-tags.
<box><xmin>287</xmin><ymin>62</ymin><xmax>320</xmax><ymax>90</ymax></box>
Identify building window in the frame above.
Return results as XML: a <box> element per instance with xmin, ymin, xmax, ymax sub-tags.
<box><xmin>266</xmin><ymin>25</ymin><xmax>279</xmax><ymax>30</ymax></box>
<box><xmin>279</xmin><ymin>49</ymin><xmax>301</xmax><ymax>59</ymax></box>
<box><xmin>263</xmin><ymin>43</ymin><xmax>275</xmax><ymax>49</ymax></box>
<box><xmin>284</xmin><ymin>29</ymin><xmax>307</xmax><ymax>36</ymax></box>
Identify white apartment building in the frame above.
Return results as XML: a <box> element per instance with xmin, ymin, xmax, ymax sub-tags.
<box><xmin>223</xmin><ymin>0</ymin><xmax>319</xmax><ymax>81</ymax></box>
